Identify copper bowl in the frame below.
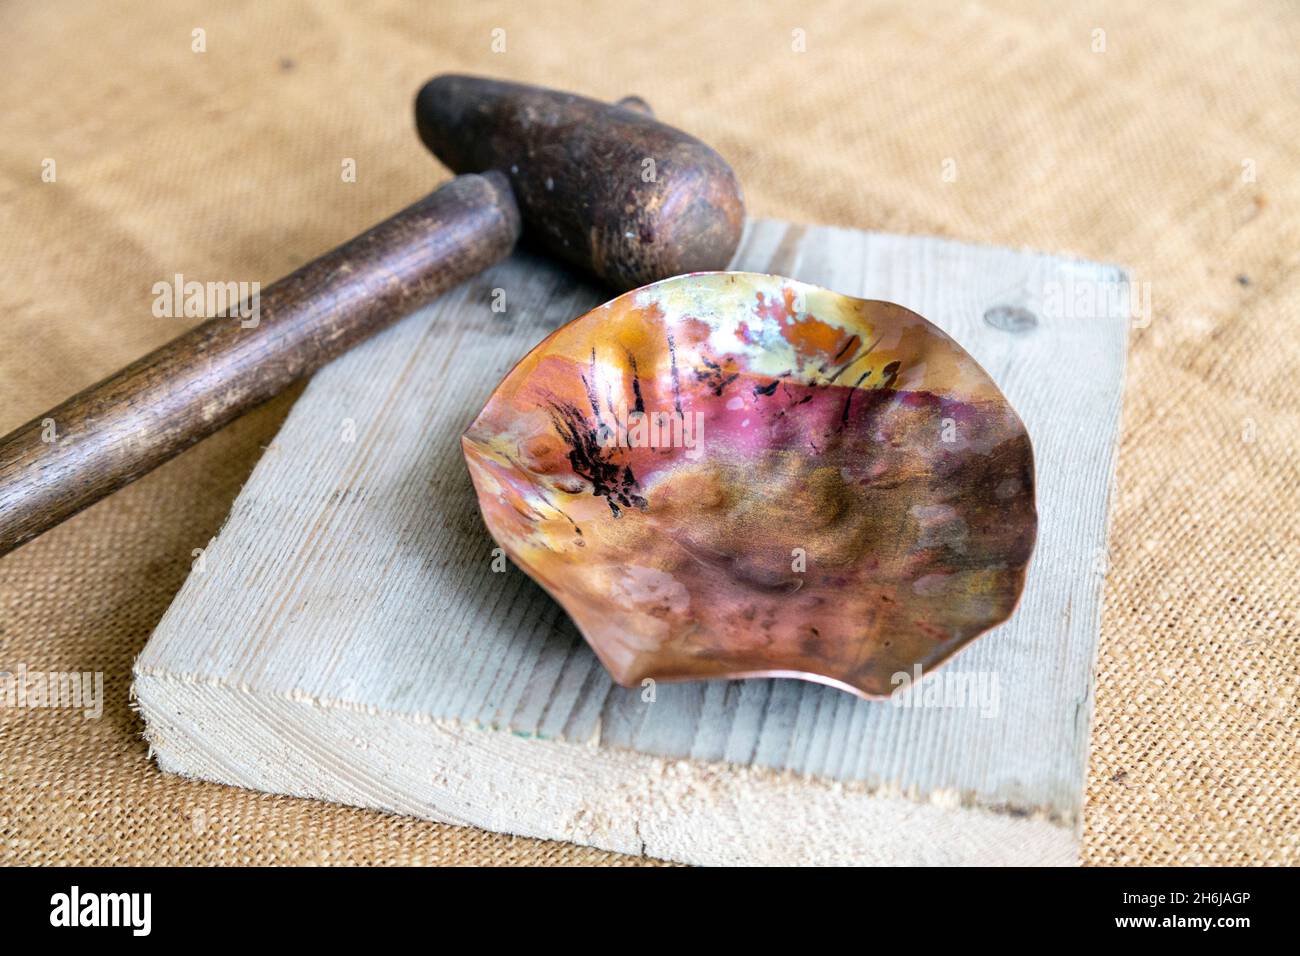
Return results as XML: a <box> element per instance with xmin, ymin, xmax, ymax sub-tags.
<box><xmin>463</xmin><ymin>272</ymin><xmax>1037</xmax><ymax>698</ymax></box>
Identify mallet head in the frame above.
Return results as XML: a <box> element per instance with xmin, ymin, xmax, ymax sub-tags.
<box><xmin>416</xmin><ymin>75</ymin><xmax>745</xmax><ymax>291</ymax></box>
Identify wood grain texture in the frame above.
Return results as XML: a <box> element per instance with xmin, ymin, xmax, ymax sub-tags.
<box><xmin>135</xmin><ymin>220</ymin><xmax>1129</xmax><ymax>865</ymax></box>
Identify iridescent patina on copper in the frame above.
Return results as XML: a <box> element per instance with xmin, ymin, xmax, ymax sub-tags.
<box><xmin>463</xmin><ymin>273</ymin><xmax>1037</xmax><ymax>698</ymax></box>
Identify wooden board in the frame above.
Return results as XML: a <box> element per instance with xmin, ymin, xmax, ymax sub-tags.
<box><xmin>134</xmin><ymin>220</ymin><xmax>1129</xmax><ymax>865</ymax></box>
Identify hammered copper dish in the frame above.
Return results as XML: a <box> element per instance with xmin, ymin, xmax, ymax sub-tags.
<box><xmin>462</xmin><ymin>272</ymin><xmax>1037</xmax><ymax>698</ymax></box>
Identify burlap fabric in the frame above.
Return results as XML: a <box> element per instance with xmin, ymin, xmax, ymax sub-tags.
<box><xmin>1</xmin><ymin>0</ymin><xmax>1295</xmax><ymax>866</ymax></box>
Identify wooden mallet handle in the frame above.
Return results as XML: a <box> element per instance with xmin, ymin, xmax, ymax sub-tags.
<box><xmin>0</xmin><ymin>76</ymin><xmax>745</xmax><ymax>558</ymax></box>
<box><xmin>0</xmin><ymin>172</ymin><xmax>520</xmax><ymax>556</ymax></box>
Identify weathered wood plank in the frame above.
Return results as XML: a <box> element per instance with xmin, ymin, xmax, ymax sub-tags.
<box><xmin>135</xmin><ymin>219</ymin><xmax>1129</xmax><ymax>864</ymax></box>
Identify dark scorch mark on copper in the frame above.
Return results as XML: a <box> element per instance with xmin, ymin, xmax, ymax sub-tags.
<box><xmin>547</xmin><ymin>400</ymin><xmax>647</xmax><ymax>517</ymax></box>
<box><xmin>695</xmin><ymin>354</ymin><xmax>739</xmax><ymax>396</ymax></box>
<box><xmin>626</xmin><ymin>351</ymin><xmax>646</xmax><ymax>414</ymax></box>
<box><xmin>815</xmin><ymin>336</ymin><xmax>861</xmax><ymax>378</ymax></box>
<box><xmin>824</xmin><ymin>336</ymin><xmax>882</xmax><ymax>385</ymax></box>
<box><xmin>880</xmin><ymin>360</ymin><xmax>901</xmax><ymax>389</ymax></box>
<box><xmin>582</xmin><ymin>349</ymin><xmax>604</xmax><ymax>424</ymax></box>
<box><xmin>666</xmin><ymin>332</ymin><xmax>683</xmax><ymax>416</ymax></box>
<box><xmin>840</xmin><ymin>368</ymin><xmax>874</xmax><ymax>426</ymax></box>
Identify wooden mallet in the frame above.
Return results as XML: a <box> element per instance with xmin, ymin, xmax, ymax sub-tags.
<box><xmin>0</xmin><ymin>75</ymin><xmax>745</xmax><ymax>556</ymax></box>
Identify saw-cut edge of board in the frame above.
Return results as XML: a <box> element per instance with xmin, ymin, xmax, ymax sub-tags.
<box><xmin>134</xmin><ymin>219</ymin><xmax>1130</xmax><ymax>866</ymax></box>
<box><xmin>134</xmin><ymin>678</ymin><xmax>1074</xmax><ymax>865</ymax></box>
